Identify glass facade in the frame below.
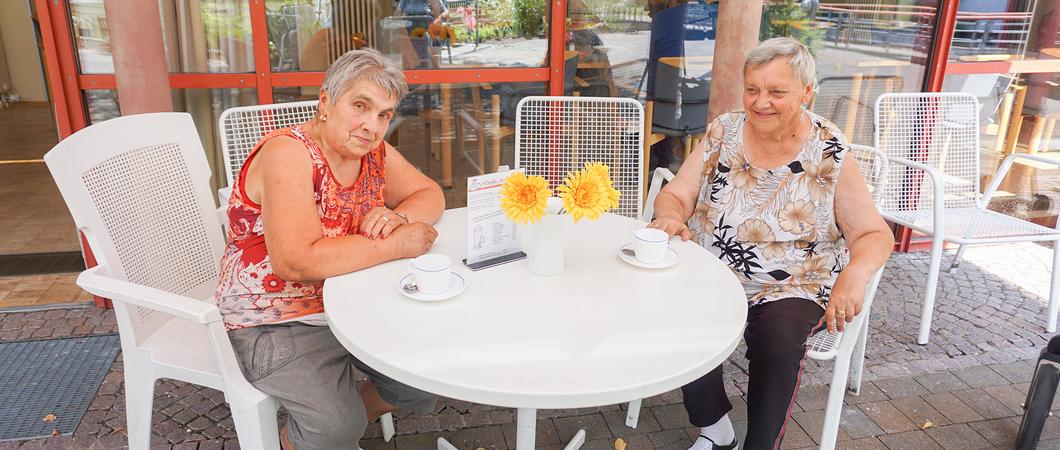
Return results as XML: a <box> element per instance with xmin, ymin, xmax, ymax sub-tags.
<box><xmin>265</xmin><ymin>0</ymin><xmax>549</xmax><ymax>71</ymax></box>
<box><xmin>69</xmin><ymin>0</ymin><xmax>255</xmax><ymax>74</ymax></box>
<box><xmin>59</xmin><ymin>0</ymin><xmax>1043</xmax><ymax>219</ymax></box>
<box><xmin>941</xmin><ymin>0</ymin><xmax>1060</xmax><ymax>225</ymax></box>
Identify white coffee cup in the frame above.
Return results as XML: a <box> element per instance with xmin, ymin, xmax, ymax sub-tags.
<box><xmin>409</xmin><ymin>254</ymin><xmax>452</xmax><ymax>294</ymax></box>
<box><xmin>632</xmin><ymin>228</ymin><xmax>669</xmax><ymax>264</ymax></box>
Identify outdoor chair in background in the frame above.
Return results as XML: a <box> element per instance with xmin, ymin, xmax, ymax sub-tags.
<box><xmin>43</xmin><ymin>113</ymin><xmax>280</xmax><ymax>450</ymax></box>
<box><xmin>646</xmin><ymin>57</ymin><xmax>710</xmax><ymax>166</ymax></box>
<box><xmin>629</xmin><ymin>145</ymin><xmax>888</xmax><ymax>449</ymax></box>
<box><xmin>875</xmin><ymin>92</ymin><xmax>1060</xmax><ymax>345</ymax></box>
<box><xmin>457</xmin><ymin>52</ymin><xmax>585</xmax><ymax>175</ymax></box>
<box><xmin>514</xmin><ymin>96</ymin><xmax>645</xmax><ymax>220</ymax></box>
<box><xmin>813</xmin><ymin>75</ymin><xmax>903</xmax><ymax>146</ymax></box>
<box><xmin>217</xmin><ymin>101</ymin><xmax>398</xmax><ymax>441</ymax></box>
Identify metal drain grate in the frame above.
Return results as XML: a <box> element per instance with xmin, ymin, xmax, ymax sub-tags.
<box><xmin>0</xmin><ymin>334</ymin><xmax>120</xmax><ymax>441</ymax></box>
<box><xmin>0</xmin><ymin>252</ymin><xmax>86</xmax><ymax>277</ymax></box>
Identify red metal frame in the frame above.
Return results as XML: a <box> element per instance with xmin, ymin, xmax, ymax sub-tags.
<box><xmin>924</xmin><ymin>0</ymin><xmax>959</xmax><ymax>93</ymax></box>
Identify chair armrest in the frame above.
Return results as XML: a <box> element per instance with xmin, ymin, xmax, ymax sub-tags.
<box><xmin>836</xmin><ymin>267</ymin><xmax>885</xmax><ymax>355</ymax></box>
<box><xmin>641</xmin><ymin>167</ymin><xmax>676</xmax><ymax>222</ymax></box>
<box><xmin>77</xmin><ymin>266</ymin><xmax>223</xmax><ymax>324</ymax></box>
<box><xmin>884</xmin><ymin>157</ymin><xmax>946</xmax><ymax>232</ymax></box>
<box><xmin>217</xmin><ymin>186</ymin><xmax>232</xmax><ymax>206</ymax></box>
<box><xmin>982</xmin><ymin>153</ymin><xmax>1060</xmax><ymax>208</ymax></box>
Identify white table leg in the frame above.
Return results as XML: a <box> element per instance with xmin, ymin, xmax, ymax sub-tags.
<box><xmin>439</xmin><ymin>408</ymin><xmax>585</xmax><ymax>450</ymax></box>
<box><xmin>564</xmin><ymin>430</ymin><xmax>586</xmax><ymax>450</ymax></box>
<box><xmin>437</xmin><ymin>437</ymin><xmax>459</xmax><ymax>450</ymax></box>
<box><xmin>516</xmin><ymin>407</ymin><xmax>584</xmax><ymax>450</ymax></box>
<box><xmin>516</xmin><ymin>407</ymin><xmax>537</xmax><ymax>450</ymax></box>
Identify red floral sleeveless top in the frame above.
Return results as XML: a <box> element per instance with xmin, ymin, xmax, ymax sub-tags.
<box><xmin>215</xmin><ymin>126</ymin><xmax>387</xmax><ymax>330</ymax></box>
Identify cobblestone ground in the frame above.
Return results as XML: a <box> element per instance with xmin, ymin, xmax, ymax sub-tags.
<box><xmin>3</xmin><ymin>242</ymin><xmax>1060</xmax><ymax>449</ymax></box>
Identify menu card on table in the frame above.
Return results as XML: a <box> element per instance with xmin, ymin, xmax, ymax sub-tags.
<box><xmin>464</xmin><ymin>168</ymin><xmax>526</xmax><ymax>270</ymax></box>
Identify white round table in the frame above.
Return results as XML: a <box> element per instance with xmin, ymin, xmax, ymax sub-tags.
<box><xmin>324</xmin><ymin>208</ymin><xmax>747</xmax><ymax>449</ymax></box>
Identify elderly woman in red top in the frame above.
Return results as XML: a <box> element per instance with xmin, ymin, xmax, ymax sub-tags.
<box><xmin>215</xmin><ymin>48</ymin><xmax>444</xmax><ymax>450</ymax></box>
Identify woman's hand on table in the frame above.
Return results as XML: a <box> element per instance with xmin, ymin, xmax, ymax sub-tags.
<box><xmin>361</xmin><ymin>206</ymin><xmax>409</xmax><ymax>239</ymax></box>
<box><xmin>388</xmin><ymin>222</ymin><xmax>438</xmax><ymax>258</ymax></box>
<box><xmin>823</xmin><ymin>271</ymin><xmax>866</xmax><ymax>334</ymax></box>
<box><xmin>647</xmin><ymin>216</ymin><xmax>691</xmax><ymax>241</ymax></box>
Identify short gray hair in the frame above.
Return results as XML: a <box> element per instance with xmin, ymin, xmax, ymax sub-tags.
<box><xmin>744</xmin><ymin>37</ymin><xmax>816</xmax><ymax>87</ymax></box>
<box><xmin>322</xmin><ymin>48</ymin><xmax>408</xmax><ymax>101</ymax></box>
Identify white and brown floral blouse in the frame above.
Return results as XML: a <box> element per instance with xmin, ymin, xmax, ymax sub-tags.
<box><xmin>687</xmin><ymin>111</ymin><xmax>850</xmax><ymax>309</ymax></box>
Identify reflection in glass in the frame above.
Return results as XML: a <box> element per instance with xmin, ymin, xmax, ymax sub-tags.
<box><xmin>70</xmin><ymin>1</ymin><xmax>254</xmax><ymax>74</ymax></box>
<box><xmin>275</xmin><ymin>82</ymin><xmax>545</xmax><ymax>206</ymax></box>
<box><xmin>941</xmin><ymin>0</ymin><xmax>1060</xmax><ymax>223</ymax></box>
<box><xmin>266</xmin><ymin>0</ymin><xmax>547</xmax><ymax>71</ymax></box>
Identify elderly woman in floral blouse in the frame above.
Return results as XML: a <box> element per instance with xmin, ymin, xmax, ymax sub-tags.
<box><xmin>649</xmin><ymin>37</ymin><xmax>893</xmax><ymax>450</ymax></box>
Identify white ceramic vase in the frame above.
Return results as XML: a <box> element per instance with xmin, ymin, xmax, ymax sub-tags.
<box><xmin>528</xmin><ymin>198</ymin><xmax>566</xmax><ymax>276</ymax></box>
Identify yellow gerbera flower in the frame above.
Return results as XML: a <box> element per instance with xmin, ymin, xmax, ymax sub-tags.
<box><xmin>500</xmin><ymin>172</ymin><xmax>550</xmax><ymax>224</ymax></box>
<box><xmin>584</xmin><ymin>162</ymin><xmax>621</xmax><ymax>209</ymax></box>
<box><xmin>558</xmin><ymin>167</ymin><xmax>611</xmax><ymax>222</ymax></box>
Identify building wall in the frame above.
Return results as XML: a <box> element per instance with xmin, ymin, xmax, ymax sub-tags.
<box><xmin>0</xmin><ymin>0</ymin><xmax>47</xmax><ymax>102</ymax></box>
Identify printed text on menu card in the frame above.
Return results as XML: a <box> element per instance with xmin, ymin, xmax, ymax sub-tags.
<box><xmin>466</xmin><ymin>169</ymin><xmax>523</xmax><ymax>266</ymax></box>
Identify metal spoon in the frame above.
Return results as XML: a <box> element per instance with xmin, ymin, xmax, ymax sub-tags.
<box><xmin>402</xmin><ymin>282</ymin><xmax>419</xmax><ymax>293</ymax></box>
<box><xmin>621</xmin><ymin>248</ymin><xmax>636</xmax><ymax>257</ymax></box>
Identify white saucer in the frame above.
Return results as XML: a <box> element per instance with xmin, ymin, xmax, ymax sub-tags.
<box><xmin>618</xmin><ymin>243</ymin><xmax>680</xmax><ymax>269</ymax></box>
<box><xmin>397</xmin><ymin>272</ymin><xmax>467</xmax><ymax>302</ymax></box>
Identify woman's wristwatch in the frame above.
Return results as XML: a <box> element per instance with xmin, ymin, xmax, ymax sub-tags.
<box><xmin>394</xmin><ymin>211</ymin><xmax>410</xmax><ymax>224</ymax></box>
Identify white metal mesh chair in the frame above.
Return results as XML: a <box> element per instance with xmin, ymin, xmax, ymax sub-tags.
<box><xmin>216</xmin><ymin>100</ymin><xmax>320</xmax><ymax>203</ymax></box>
<box><xmin>217</xmin><ymin>100</ymin><xmax>398</xmax><ymax>441</ymax></box>
<box><xmin>44</xmin><ymin>113</ymin><xmax>280</xmax><ymax>450</ymax></box>
<box><xmin>875</xmin><ymin>92</ymin><xmax>1060</xmax><ymax>344</ymax></box>
<box><xmin>628</xmin><ymin>145</ymin><xmax>888</xmax><ymax>450</ymax></box>
<box><xmin>509</xmin><ymin>96</ymin><xmax>643</xmax><ymax>449</ymax></box>
<box><xmin>515</xmin><ymin>96</ymin><xmax>645</xmax><ymax>219</ymax></box>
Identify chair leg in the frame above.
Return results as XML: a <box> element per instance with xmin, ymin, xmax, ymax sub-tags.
<box><xmin>228</xmin><ymin>395</ymin><xmax>281</xmax><ymax>450</ymax></box>
<box><xmin>123</xmin><ymin>365</ymin><xmax>156</xmax><ymax>450</ymax></box>
<box><xmin>625</xmin><ymin>399</ymin><xmax>642</xmax><ymax>428</ymax></box>
<box><xmin>382</xmin><ymin>412</ymin><xmax>396</xmax><ymax>442</ymax></box>
<box><xmin>848</xmin><ymin>320</ymin><xmax>870</xmax><ymax>394</ymax></box>
<box><xmin>918</xmin><ymin>233</ymin><xmax>946</xmax><ymax>345</ymax></box>
<box><xmin>946</xmin><ymin>244</ymin><xmax>968</xmax><ymax>272</ymax></box>
<box><xmin>1049</xmin><ymin>241</ymin><xmax>1060</xmax><ymax>333</ymax></box>
<box><xmin>821</xmin><ymin>351</ymin><xmax>854</xmax><ymax>450</ymax></box>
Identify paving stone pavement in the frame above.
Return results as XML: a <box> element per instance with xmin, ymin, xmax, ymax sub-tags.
<box><xmin>3</xmin><ymin>242</ymin><xmax>1060</xmax><ymax>449</ymax></box>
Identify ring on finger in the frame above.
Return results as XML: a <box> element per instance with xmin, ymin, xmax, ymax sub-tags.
<box><xmin>381</xmin><ymin>215</ymin><xmax>390</xmax><ymax>223</ymax></box>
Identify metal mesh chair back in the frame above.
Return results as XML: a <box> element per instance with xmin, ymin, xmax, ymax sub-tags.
<box><xmin>848</xmin><ymin>144</ymin><xmax>888</xmax><ymax>206</ymax></box>
<box><xmin>874</xmin><ymin>93</ymin><xmax>980</xmax><ymax>215</ymax></box>
<box><xmin>814</xmin><ymin>75</ymin><xmax>903</xmax><ymax>146</ymax></box>
<box><xmin>219</xmin><ymin>100</ymin><xmax>319</xmax><ymax>186</ymax></box>
<box><xmin>515</xmin><ymin>96</ymin><xmax>645</xmax><ymax>219</ymax></box>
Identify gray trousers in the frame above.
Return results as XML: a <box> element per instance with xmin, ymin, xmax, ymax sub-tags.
<box><xmin>229</xmin><ymin>323</ymin><xmax>437</xmax><ymax>449</ymax></box>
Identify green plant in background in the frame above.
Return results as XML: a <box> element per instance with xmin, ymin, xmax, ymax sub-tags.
<box><xmin>760</xmin><ymin>0</ymin><xmax>825</xmax><ymax>55</ymax></box>
<box><xmin>513</xmin><ymin>0</ymin><xmax>546</xmax><ymax>38</ymax></box>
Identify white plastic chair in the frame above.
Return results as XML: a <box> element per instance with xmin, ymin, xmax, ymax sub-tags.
<box><xmin>43</xmin><ymin>113</ymin><xmax>280</xmax><ymax>450</ymax></box>
<box><xmin>515</xmin><ymin>96</ymin><xmax>646</xmax><ymax>219</ymax></box>
<box><xmin>875</xmin><ymin>92</ymin><xmax>1060</xmax><ymax>344</ymax></box>
<box><xmin>218</xmin><ymin>100</ymin><xmax>397</xmax><ymax>441</ymax></box>
<box><xmin>628</xmin><ymin>145</ymin><xmax>888</xmax><ymax>450</ymax></box>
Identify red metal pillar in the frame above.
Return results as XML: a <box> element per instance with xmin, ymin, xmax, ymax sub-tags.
<box><xmin>103</xmin><ymin>0</ymin><xmax>172</xmax><ymax>113</ymax></box>
<box><xmin>547</xmin><ymin>0</ymin><xmax>567</xmax><ymax>95</ymax></box>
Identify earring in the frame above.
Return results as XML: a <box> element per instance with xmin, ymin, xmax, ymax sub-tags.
<box><xmin>320</xmin><ymin>114</ymin><xmax>327</xmax><ymax>122</ymax></box>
